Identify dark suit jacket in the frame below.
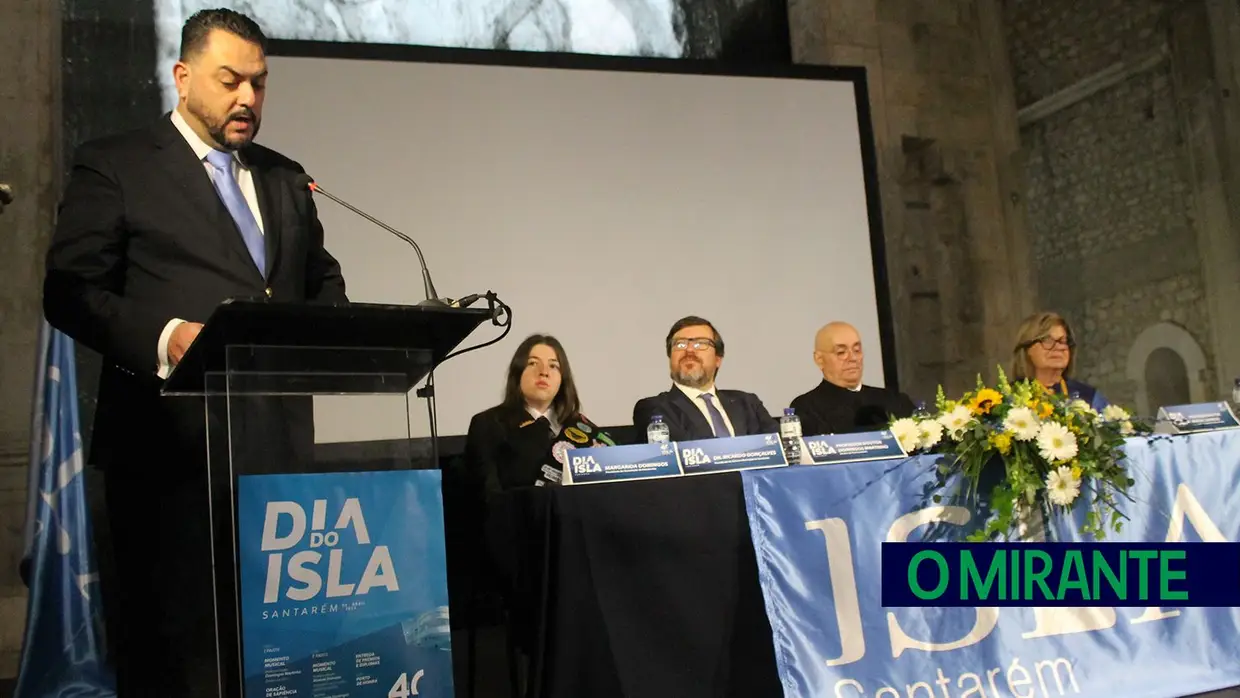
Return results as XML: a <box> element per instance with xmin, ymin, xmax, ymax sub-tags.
<box><xmin>464</xmin><ymin>403</ymin><xmax>562</xmax><ymax>502</ymax></box>
<box><xmin>43</xmin><ymin>114</ymin><xmax>348</xmax><ymax>471</ymax></box>
<box><xmin>632</xmin><ymin>385</ymin><xmax>778</xmax><ymax>443</ymax></box>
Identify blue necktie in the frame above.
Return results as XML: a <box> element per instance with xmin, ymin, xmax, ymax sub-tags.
<box><xmin>204</xmin><ymin>149</ymin><xmax>266</xmax><ymax>278</ymax></box>
<box><xmin>700</xmin><ymin>393</ymin><xmax>732</xmax><ymax>438</ymax></box>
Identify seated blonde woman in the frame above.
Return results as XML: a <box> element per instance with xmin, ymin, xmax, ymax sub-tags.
<box><xmin>1011</xmin><ymin>311</ymin><xmax>1108</xmax><ymax>410</ymax></box>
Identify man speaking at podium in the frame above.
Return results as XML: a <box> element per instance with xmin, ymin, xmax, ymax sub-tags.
<box><xmin>42</xmin><ymin>8</ymin><xmax>347</xmax><ymax>696</ymax></box>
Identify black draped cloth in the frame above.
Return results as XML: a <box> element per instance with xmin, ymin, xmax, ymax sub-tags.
<box><xmin>487</xmin><ymin>474</ymin><xmax>781</xmax><ymax>698</ymax></box>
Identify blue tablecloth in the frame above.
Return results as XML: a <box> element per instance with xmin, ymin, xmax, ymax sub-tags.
<box><xmin>742</xmin><ymin>430</ymin><xmax>1240</xmax><ymax>698</ymax></box>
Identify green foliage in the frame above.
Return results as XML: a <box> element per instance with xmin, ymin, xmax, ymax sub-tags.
<box><xmin>889</xmin><ymin>368</ymin><xmax>1147</xmax><ymax>541</ymax></box>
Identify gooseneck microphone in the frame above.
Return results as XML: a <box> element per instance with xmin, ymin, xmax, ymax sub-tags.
<box><xmin>295</xmin><ymin>173</ymin><xmax>446</xmax><ymax>306</ymax></box>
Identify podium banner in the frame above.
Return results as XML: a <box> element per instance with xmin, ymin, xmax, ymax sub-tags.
<box><xmin>740</xmin><ymin>431</ymin><xmax>1240</xmax><ymax>698</ymax></box>
<box><xmin>236</xmin><ymin>469</ymin><xmax>453</xmax><ymax>698</ymax></box>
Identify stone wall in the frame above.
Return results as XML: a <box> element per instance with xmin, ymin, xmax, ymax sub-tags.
<box><xmin>1021</xmin><ymin>67</ymin><xmax>1189</xmax><ymax>265</ymax></box>
<box><xmin>1006</xmin><ymin>0</ymin><xmax>1167</xmax><ymax>106</ymax></box>
<box><xmin>1079</xmin><ymin>273</ymin><xmax>1213</xmax><ymax>409</ymax></box>
<box><xmin>1004</xmin><ymin>0</ymin><xmax>1237</xmax><ymax>412</ymax></box>
<box><xmin>0</xmin><ymin>0</ymin><xmax>157</xmax><ymax>679</ymax></box>
<box><xmin>788</xmin><ymin>0</ymin><xmax>1035</xmax><ymax>402</ymax></box>
<box><xmin>0</xmin><ymin>0</ymin><xmax>60</xmax><ymax>679</ymax></box>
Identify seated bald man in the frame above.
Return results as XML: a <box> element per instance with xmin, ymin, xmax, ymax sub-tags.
<box><xmin>632</xmin><ymin>315</ymin><xmax>778</xmax><ymax>442</ymax></box>
<box><xmin>789</xmin><ymin>321</ymin><xmax>915</xmax><ymax>435</ymax></box>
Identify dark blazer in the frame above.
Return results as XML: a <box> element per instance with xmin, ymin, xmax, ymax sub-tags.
<box><xmin>43</xmin><ymin>114</ymin><xmax>348</xmax><ymax>470</ymax></box>
<box><xmin>464</xmin><ymin>403</ymin><xmax>562</xmax><ymax>502</ymax></box>
<box><xmin>632</xmin><ymin>385</ymin><xmax>778</xmax><ymax>443</ymax></box>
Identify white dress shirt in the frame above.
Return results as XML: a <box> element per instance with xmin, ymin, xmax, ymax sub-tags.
<box><xmin>526</xmin><ymin>405</ymin><xmax>561</xmax><ymax>436</ymax></box>
<box><xmin>674</xmin><ymin>383</ymin><xmax>736</xmax><ymax>437</ymax></box>
<box><xmin>156</xmin><ymin>109</ymin><xmax>266</xmax><ymax>379</ymax></box>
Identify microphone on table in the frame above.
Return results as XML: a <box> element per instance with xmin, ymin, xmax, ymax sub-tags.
<box><xmin>541</xmin><ymin>413</ymin><xmax>618</xmax><ymax>486</ymax></box>
<box><xmin>296</xmin><ymin>173</ymin><xmax>451</xmax><ymax>307</ymax></box>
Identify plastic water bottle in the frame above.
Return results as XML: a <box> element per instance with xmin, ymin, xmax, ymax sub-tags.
<box><xmin>1232</xmin><ymin>378</ymin><xmax>1240</xmax><ymax>409</ymax></box>
<box><xmin>647</xmin><ymin>414</ymin><xmax>670</xmax><ymax>444</ymax></box>
<box><xmin>780</xmin><ymin>408</ymin><xmax>802</xmax><ymax>463</ymax></box>
<box><xmin>913</xmin><ymin>401</ymin><xmax>930</xmax><ymax>419</ymax></box>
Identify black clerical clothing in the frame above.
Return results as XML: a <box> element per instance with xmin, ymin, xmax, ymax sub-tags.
<box><xmin>789</xmin><ymin>380</ymin><xmax>916</xmax><ymax>436</ymax></box>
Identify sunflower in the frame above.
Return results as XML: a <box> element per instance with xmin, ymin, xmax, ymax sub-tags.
<box><xmin>1025</xmin><ymin>398</ymin><xmax>1053</xmax><ymax>419</ymax></box>
<box><xmin>970</xmin><ymin>388</ymin><xmax>1004</xmax><ymax>415</ymax></box>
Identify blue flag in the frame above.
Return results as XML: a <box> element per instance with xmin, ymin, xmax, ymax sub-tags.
<box><xmin>16</xmin><ymin>320</ymin><xmax>115</xmax><ymax>697</ymax></box>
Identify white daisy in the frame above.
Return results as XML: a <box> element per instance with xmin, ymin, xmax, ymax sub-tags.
<box><xmin>1037</xmin><ymin>422</ymin><xmax>1078</xmax><ymax>463</ymax></box>
<box><xmin>918</xmin><ymin>418</ymin><xmax>944</xmax><ymax>450</ymax></box>
<box><xmin>938</xmin><ymin>405</ymin><xmax>974</xmax><ymax>440</ymax></box>
<box><xmin>890</xmin><ymin>418</ymin><xmax>922</xmax><ymax>452</ymax></box>
<box><xmin>1046</xmin><ymin>466</ymin><xmax>1082</xmax><ymax>507</ymax></box>
<box><xmin>1003</xmin><ymin>406</ymin><xmax>1041</xmax><ymax>441</ymax></box>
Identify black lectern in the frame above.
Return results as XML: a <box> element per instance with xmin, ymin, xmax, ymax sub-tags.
<box><xmin>162</xmin><ymin>298</ymin><xmax>491</xmax><ymax>698</ymax></box>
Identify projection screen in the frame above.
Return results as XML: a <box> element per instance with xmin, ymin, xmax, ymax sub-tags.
<box><xmin>252</xmin><ymin>48</ymin><xmax>892</xmax><ymax>442</ymax></box>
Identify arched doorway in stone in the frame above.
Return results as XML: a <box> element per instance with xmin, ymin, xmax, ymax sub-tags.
<box><xmin>1125</xmin><ymin>322</ymin><xmax>1208</xmax><ymax>418</ymax></box>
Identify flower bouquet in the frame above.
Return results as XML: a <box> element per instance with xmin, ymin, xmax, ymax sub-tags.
<box><xmin>890</xmin><ymin>367</ymin><xmax>1143</xmax><ymax>542</ymax></box>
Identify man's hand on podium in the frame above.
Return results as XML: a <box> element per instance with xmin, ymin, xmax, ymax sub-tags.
<box><xmin>169</xmin><ymin>322</ymin><xmax>204</xmax><ymax>366</ymax></box>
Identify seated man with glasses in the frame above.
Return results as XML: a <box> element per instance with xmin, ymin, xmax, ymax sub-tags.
<box><xmin>789</xmin><ymin>321</ymin><xmax>916</xmax><ymax>436</ymax></box>
<box><xmin>631</xmin><ymin>315</ymin><xmax>778</xmax><ymax>442</ymax></box>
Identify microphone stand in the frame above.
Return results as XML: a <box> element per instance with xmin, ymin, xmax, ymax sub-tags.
<box><xmin>304</xmin><ymin>177</ymin><xmax>509</xmax><ymax>475</ymax></box>
<box><xmin>306</xmin><ymin>181</ymin><xmax>445</xmax><ymax>306</ymax></box>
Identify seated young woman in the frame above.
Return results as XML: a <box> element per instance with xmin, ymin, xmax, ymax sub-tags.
<box><xmin>463</xmin><ymin>333</ymin><xmax>590</xmax><ymax>501</ymax></box>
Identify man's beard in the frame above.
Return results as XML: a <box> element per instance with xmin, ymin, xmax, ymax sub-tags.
<box><xmin>672</xmin><ymin>363</ymin><xmax>712</xmax><ymax>389</ymax></box>
<box><xmin>190</xmin><ymin>98</ymin><xmax>259</xmax><ymax>150</ymax></box>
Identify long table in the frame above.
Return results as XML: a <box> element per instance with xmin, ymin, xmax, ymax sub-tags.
<box><xmin>491</xmin><ymin>431</ymin><xmax>1240</xmax><ymax>698</ymax></box>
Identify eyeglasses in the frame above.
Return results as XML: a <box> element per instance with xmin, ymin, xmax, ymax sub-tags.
<box><xmin>671</xmin><ymin>338</ymin><xmax>716</xmax><ymax>352</ymax></box>
<box><xmin>1032</xmin><ymin>336</ymin><xmax>1074</xmax><ymax>350</ymax></box>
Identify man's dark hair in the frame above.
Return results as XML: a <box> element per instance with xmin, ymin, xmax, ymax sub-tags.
<box><xmin>180</xmin><ymin>8</ymin><xmax>268</xmax><ymax>60</ymax></box>
<box><xmin>664</xmin><ymin>315</ymin><xmax>725</xmax><ymax>357</ymax></box>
